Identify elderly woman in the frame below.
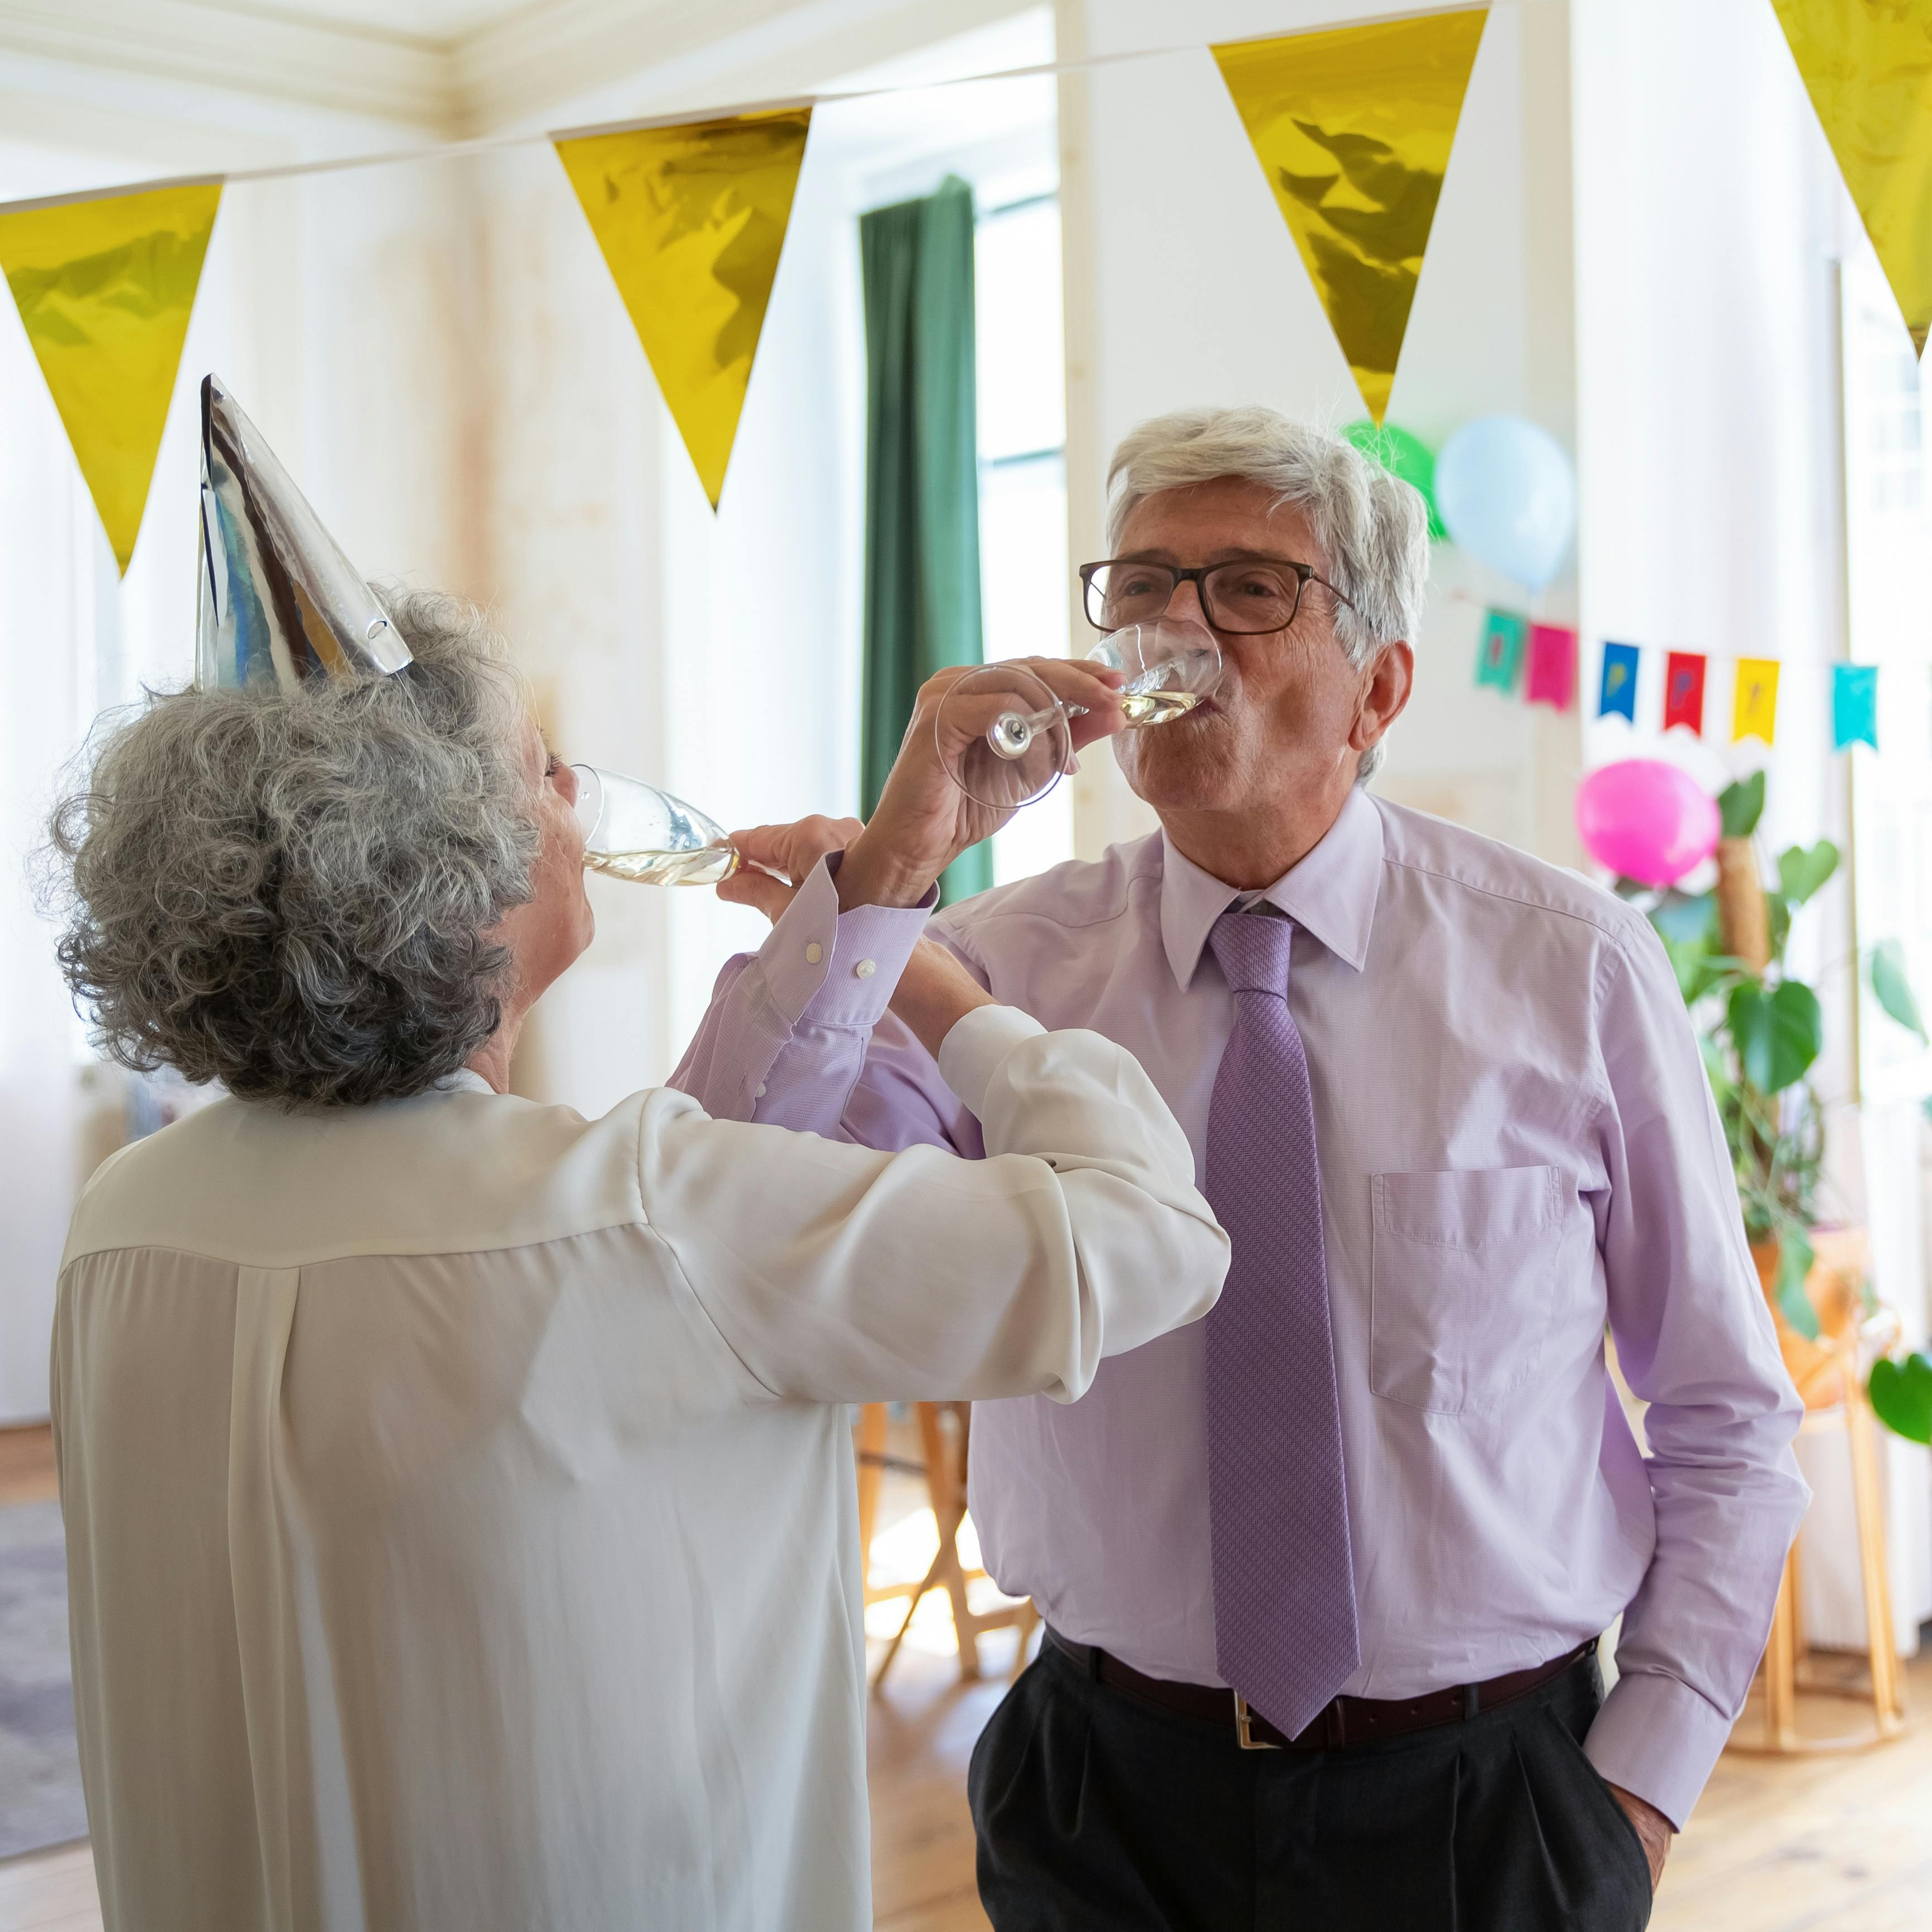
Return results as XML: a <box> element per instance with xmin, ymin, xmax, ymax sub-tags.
<box><xmin>47</xmin><ymin>590</ymin><xmax>1225</xmax><ymax>1932</ymax></box>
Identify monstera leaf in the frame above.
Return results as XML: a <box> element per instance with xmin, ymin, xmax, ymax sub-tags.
<box><xmin>1727</xmin><ymin>978</ymin><xmax>1823</xmax><ymax>1095</ymax></box>
<box><xmin>1870</xmin><ymin>938</ymin><xmax>1928</xmax><ymax>1046</ymax></box>
<box><xmin>1869</xmin><ymin>1349</ymin><xmax>1932</xmax><ymax>1445</ymax></box>
<box><xmin>1777</xmin><ymin>840</ymin><xmax>1838</xmax><ymax>906</ymax></box>
<box><xmin>1718</xmin><ymin>771</ymin><xmax>1765</xmax><ymax>838</ymax></box>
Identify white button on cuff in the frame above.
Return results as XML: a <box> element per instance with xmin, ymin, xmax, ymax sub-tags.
<box><xmin>804</xmin><ymin>943</ymin><xmax>823</xmax><ymax>964</ymax></box>
<box><xmin>854</xmin><ymin>959</ymin><xmax>877</xmax><ymax>979</ymax></box>
<box><xmin>755</xmin><ymin>1083</ymin><xmax>768</xmax><ymax>1098</ymax></box>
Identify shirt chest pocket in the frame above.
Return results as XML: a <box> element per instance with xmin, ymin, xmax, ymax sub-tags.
<box><xmin>1370</xmin><ymin>1166</ymin><xmax>1566</xmax><ymax>1415</ymax></box>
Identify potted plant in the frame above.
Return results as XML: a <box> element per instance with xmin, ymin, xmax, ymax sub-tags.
<box><xmin>1616</xmin><ymin>773</ymin><xmax>1931</xmax><ymax>1424</ymax></box>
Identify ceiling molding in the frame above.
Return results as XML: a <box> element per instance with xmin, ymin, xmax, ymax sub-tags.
<box><xmin>0</xmin><ymin>0</ymin><xmax>458</xmax><ymax>133</ymax></box>
<box><xmin>0</xmin><ymin>0</ymin><xmax>1039</xmax><ymax>152</ymax></box>
<box><xmin>453</xmin><ymin>0</ymin><xmax>1034</xmax><ymax>136</ymax></box>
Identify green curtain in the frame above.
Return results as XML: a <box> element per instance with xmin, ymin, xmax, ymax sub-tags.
<box><xmin>859</xmin><ymin>174</ymin><xmax>992</xmax><ymax>906</ymax></box>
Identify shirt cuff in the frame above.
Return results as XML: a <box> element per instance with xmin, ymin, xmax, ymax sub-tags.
<box><xmin>1584</xmin><ymin>1668</ymin><xmax>1735</xmax><ymax>1830</ymax></box>
<box><xmin>756</xmin><ymin>853</ymin><xmax>935</xmax><ymax>1029</ymax></box>
<box><xmin>936</xmin><ymin>1006</ymin><xmax>1048</xmax><ymax>1119</ymax></box>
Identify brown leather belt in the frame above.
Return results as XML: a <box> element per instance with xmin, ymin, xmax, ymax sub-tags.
<box><xmin>1044</xmin><ymin>1626</ymin><xmax>1598</xmax><ymax>1751</ymax></box>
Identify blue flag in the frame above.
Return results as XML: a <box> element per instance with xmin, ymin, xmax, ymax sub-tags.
<box><xmin>1598</xmin><ymin>641</ymin><xmax>1639</xmax><ymax>722</ymax></box>
<box><xmin>1833</xmin><ymin>664</ymin><xmax>1877</xmax><ymax>750</ymax></box>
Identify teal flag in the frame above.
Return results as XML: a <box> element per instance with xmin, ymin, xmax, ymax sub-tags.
<box><xmin>1833</xmin><ymin>662</ymin><xmax>1877</xmax><ymax>750</ymax></box>
<box><xmin>1475</xmin><ymin>608</ymin><xmax>1526</xmax><ymax>692</ymax></box>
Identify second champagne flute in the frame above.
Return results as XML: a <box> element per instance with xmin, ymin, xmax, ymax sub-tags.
<box><xmin>571</xmin><ymin>765</ymin><xmax>740</xmax><ymax>886</ymax></box>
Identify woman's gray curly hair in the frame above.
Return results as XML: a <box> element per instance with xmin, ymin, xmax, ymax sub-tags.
<box><xmin>1105</xmin><ymin>405</ymin><xmax>1431</xmax><ymax>782</ymax></box>
<box><xmin>48</xmin><ymin>591</ymin><xmax>539</xmax><ymax>1109</ymax></box>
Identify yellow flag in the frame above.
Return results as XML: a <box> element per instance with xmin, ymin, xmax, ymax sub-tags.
<box><xmin>1772</xmin><ymin>1</ymin><xmax>1932</xmax><ymax>352</ymax></box>
<box><xmin>556</xmin><ymin>109</ymin><xmax>811</xmax><ymax>508</ymax></box>
<box><xmin>1733</xmin><ymin>659</ymin><xmax>1781</xmax><ymax>745</ymax></box>
<box><xmin>1214</xmin><ymin>11</ymin><xmax>1488</xmax><ymax>423</ymax></box>
<box><xmin>0</xmin><ymin>180</ymin><xmax>220</xmax><ymax>573</ymax></box>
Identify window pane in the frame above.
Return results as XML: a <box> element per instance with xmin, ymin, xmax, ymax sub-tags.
<box><xmin>976</xmin><ymin>200</ymin><xmax>1065</xmax><ymax>461</ymax></box>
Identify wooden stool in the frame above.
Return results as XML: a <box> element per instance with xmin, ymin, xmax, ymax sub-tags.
<box><xmin>1734</xmin><ymin>1234</ymin><xmax>1907</xmax><ymax>1754</ymax></box>
<box><xmin>855</xmin><ymin>1400</ymin><xmax>1039</xmax><ymax>1690</ymax></box>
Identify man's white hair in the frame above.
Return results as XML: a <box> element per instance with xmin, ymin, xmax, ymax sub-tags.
<box><xmin>1104</xmin><ymin>405</ymin><xmax>1431</xmax><ymax>782</ymax></box>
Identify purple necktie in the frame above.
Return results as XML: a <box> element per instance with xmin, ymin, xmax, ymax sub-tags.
<box><xmin>1204</xmin><ymin>908</ymin><xmax>1359</xmax><ymax>1739</ymax></box>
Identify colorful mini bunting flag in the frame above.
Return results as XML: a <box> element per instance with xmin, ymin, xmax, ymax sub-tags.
<box><xmin>1212</xmin><ymin>9</ymin><xmax>1488</xmax><ymax>424</ymax></box>
<box><xmin>1475</xmin><ymin>607</ymin><xmax>1526</xmax><ymax>691</ymax></box>
<box><xmin>1526</xmin><ymin>623</ymin><xmax>1577</xmax><ymax>709</ymax></box>
<box><xmin>1833</xmin><ymin>661</ymin><xmax>1878</xmax><ymax>750</ymax></box>
<box><xmin>1732</xmin><ymin>657</ymin><xmax>1781</xmax><ymax>745</ymax></box>
<box><xmin>1663</xmin><ymin>651</ymin><xmax>1707</xmax><ymax>735</ymax></box>
<box><xmin>0</xmin><ymin>179</ymin><xmax>220</xmax><ymax>572</ymax></box>
<box><xmin>1771</xmin><ymin>1</ymin><xmax>1932</xmax><ymax>353</ymax></box>
<box><xmin>1598</xmin><ymin>640</ymin><xmax>1640</xmax><ymax>721</ymax></box>
<box><xmin>556</xmin><ymin>108</ymin><xmax>811</xmax><ymax>508</ymax></box>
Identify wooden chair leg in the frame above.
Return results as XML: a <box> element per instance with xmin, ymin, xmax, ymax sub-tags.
<box><xmin>1844</xmin><ymin>1372</ymin><xmax>1907</xmax><ymax>1733</ymax></box>
<box><xmin>855</xmin><ymin>1403</ymin><xmax>888</xmax><ymax>1581</ymax></box>
<box><xmin>1763</xmin><ymin>1551</ymin><xmax>1799</xmax><ymax>1750</ymax></box>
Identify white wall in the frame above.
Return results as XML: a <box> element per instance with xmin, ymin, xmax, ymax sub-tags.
<box><xmin>1055</xmin><ymin>0</ymin><xmax>1583</xmax><ymax>863</ymax></box>
<box><xmin>1571</xmin><ymin>0</ymin><xmax>1931</xmax><ymax>1647</ymax></box>
<box><xmin>0</xmin><ymin>69</ymin><xmax>481</xmax><ymax>1420</ymax></box>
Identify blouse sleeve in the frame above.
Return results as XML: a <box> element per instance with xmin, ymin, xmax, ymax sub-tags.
<box><xmin>637</xmin><ymin>1007</ymin><xmax>1228</xmax><ymax>1404</ymax></box>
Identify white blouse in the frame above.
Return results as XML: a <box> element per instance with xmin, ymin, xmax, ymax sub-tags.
<box><xmin>53</xmin><ymin>1006</ymin><xmax>1225</xmax><ymax>1932</ymax></box>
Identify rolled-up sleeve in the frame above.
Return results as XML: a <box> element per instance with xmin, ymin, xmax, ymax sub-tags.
<box><xmin>1585</xmin><ymin>921</ymin><xmax>1808</xmax><ymax>1827</ymax></box>
<box><xmin>642</xmin><ymin>1010</ymin><xmax>1229</xmax><ymax>1405</ymax></box>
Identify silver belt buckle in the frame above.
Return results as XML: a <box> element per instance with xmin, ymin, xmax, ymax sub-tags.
<box><xmin>1234</xmin><ymin>1692</ymin><xmax>1282</xmax><ymax>1750</ymax></box>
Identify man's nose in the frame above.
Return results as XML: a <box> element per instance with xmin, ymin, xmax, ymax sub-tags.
<box><xmin>1164</xmin><ymin>578</ymin><xmax>1209</xmax><ymax>624</ymax></box>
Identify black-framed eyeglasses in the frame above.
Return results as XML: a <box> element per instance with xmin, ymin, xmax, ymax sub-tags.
<box><xmin>1077</xmin><ymin>556</ymin><xmax>1357</xmax><ymax>635</ymax></box>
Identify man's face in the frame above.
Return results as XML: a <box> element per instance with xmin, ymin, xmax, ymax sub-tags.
<box><xmin>1107</xmin><ymin>477</ymin><xmax>1407</xmax><ymax>822</ymax></box>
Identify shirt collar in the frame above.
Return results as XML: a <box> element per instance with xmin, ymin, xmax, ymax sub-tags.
<box><xmin>1159</xmin><ymin>785</ymin><xmax>1385</xmax><ymax>991</ymax></box>
<box><xmin>438</xmin><ymin>1068</ymin><xmax>498</xmax><ymax>1096</ymax></box>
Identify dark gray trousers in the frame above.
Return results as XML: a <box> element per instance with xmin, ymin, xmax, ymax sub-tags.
<box><xmin>969</xmin><ymin>1644</ymin><xmax>1654</xmax><ymax>1931</ymax></box>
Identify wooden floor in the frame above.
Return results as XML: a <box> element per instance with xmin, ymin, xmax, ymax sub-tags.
<box><xmin>4</xmin><ymin>1418</ymin><xmax>1929</xmax><ymax>1931</ymax></box>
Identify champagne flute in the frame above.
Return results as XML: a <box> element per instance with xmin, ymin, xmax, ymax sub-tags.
<box><xmin>935</xmin><ymin>620</ymin><xmax>1223</xmax><ymax>811</ymax></box>
<box><xmin>571</xmin><ymin>765</ymin><xmax>740</xmax><ymax>887</ymax></box>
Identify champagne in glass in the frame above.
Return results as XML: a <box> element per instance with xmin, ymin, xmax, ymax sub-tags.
<box><xmin>572</xmin><ymin>765</ymin><xmax>739</xmax><ymax>887</ymax></box>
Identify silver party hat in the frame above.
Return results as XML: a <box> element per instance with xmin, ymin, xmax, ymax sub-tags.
<box><xmin>196</xmin><ymin>374</ymin><xmax>411</xmax><ymax>693</ymax></box>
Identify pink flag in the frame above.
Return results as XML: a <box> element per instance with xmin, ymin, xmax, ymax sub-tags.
<box><xmin>1526</xmin><ymin>623</ymin><xmax>1578</xmax><ymax>709</ymax></box>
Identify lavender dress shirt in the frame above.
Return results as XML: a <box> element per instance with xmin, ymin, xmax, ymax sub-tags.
<box><xmin>672</xmin><ymin>789</ymin><xmax>1808</xmax><ymax>1826</ymax></box>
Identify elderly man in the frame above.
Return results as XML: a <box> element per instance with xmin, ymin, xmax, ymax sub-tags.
<box><xmin>686</xmin><ymin>405</ymin><xmax>1806</xmax><ymax>1930</ymax></box>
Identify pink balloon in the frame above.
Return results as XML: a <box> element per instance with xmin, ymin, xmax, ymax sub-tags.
<box><xmin>1575</xmin><ymin>760</ymin><xmax>1721</xmax><ymax>887</ymax></box>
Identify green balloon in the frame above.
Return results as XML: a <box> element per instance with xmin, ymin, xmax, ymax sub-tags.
<box><xmin>1342</xmin><ymin>419</ymin><xmax>1447</xmax><ymax>541</ymax></box>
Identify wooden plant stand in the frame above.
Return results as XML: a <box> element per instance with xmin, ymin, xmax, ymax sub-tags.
<box><xmin>855</xmin><ymin>1400</ymin><xmax>1038</xmax><ymax>1691</ymax></box>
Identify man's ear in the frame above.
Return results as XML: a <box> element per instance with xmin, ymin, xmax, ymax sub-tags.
<box><xmin>1350</xmin><ymin>641</ymin><xmax>1414</xmax><ymax>753</ymax></box>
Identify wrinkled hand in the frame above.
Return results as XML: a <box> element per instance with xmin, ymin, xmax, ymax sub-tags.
<box><xmin>1608</xmin><ymin>1783</ymin><xmax>1671</xmax><ymax>1894</ymax></box>
<box><xmin>837</xmin><ymin>657</ymin><xmax>1125</xmax><ymax>910</ymax></box>
<box><xmin>717</xmin><ymin>816</ymin><xmax>862</xmax><ymax>924</ymax></box>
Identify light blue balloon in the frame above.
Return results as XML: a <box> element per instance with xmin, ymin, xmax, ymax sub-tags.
<box><xmin>1434</xmin><ymin>415</ymin><xmax>1577</xmax><ymax>591</ymax></box>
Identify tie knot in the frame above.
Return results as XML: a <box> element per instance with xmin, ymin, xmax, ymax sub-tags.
<box><xmin>1209</xmin><ymin>908</ymin><xmax>1294</xmax><ymax>996</ymax></box>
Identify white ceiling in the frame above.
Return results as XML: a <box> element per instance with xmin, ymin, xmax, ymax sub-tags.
<box><xmin>0</xmin><ymin>0</ymin><xmax>1035</xmax><ymax>140</ymax></box>
<box><xmin>225</xmin><ymin>0</ymin><xmax>545</xmax><ymax>47</ymax></box>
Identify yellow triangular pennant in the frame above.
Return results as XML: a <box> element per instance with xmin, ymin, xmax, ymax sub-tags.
<box><xmin>1213</xmin><ymin>10</ymin><xmax>1488</xmax><ymax>424</ymax></box>
<box><xmin>556</xmin><ymin>109</ymin><xmax>811</xmax><ymax>509</ymax></box>
<box><xmin>0</xmin><ymin>180</ymin><xmax>220</xmax><ymax>574</ymax></box>
<box><xmin>1772</xmin><ymin>1</ymin><xmax>1932</xmax><ymax>353</ymax></box>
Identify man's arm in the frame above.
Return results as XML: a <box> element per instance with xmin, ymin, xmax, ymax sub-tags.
<box><xmin>1588</xmin><ymin>920</ymin><xmax>1809</xmax><ymax>1835</ymax></box>
<box><xmin>673</xmin><ymin>652</ymin><xmax>1126</xmax><ymax>1150</ymax></box>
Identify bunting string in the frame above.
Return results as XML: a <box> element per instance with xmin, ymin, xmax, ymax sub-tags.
<box><xmin>1467</xmin><ymin>603</ymin><xmax>1897</xmax><ymax>754</ymax></box>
